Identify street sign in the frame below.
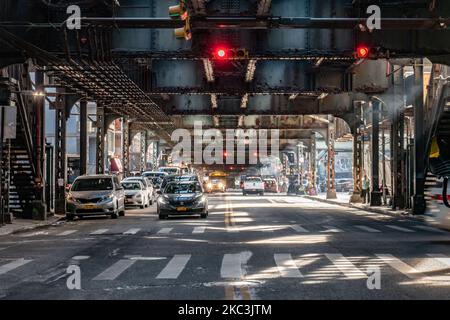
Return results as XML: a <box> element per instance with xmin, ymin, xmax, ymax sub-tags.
<box><xmin>0</xmin><ymin>106</ymin><xmax>17</xmax><ymax>141</ymax></box>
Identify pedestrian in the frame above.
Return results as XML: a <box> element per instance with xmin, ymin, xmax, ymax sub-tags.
<box><xmin>362</xmin><ymin>174</ymin><xmax>370</xmax><ymax>203</ymax></box>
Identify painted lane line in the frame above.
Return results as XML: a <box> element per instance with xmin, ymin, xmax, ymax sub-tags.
<box><xmin>325</xmin><ymin>254</ymin><xmax>367</xmax><ymax>279</ymax></box>
<box><xmin>123</xmin><ymin>228</ymin><xmax>141</xmax><ymax>235</ymax></box>
<box><xmin>414</xmin><ymin>225</ymin><xmax>446</xmax><ymax>233</ymax></box>
<box><xmin>157</xmin><ymin>228</ymin><xmax>173</xmax><ymax>235</ymax></box>
<box><xmin>427</xmin><ymin>254</ymin><xmax>450</xmax><ymax>267</ymax></box>
<box><xmin>71</xmin><ymin>256</ymin><xmax>90</xmax><ymax>261</ymax></box>
<box><xmin>376</xmin><ymin>254</ymin><xmax>429</xmax><ymax>280</ymax></box>
<box><xmin>93</xmin><ymin>259</ymin><xmax>137</xmax><ymax>281</ymax></box>
<box><xmin>57</xmin><ymin>230</ymin><xmax>77</xmax><ymax>236</ymax></box>
<box><xmin>0</xmin><ymin>258</ymin><xmax>33</xmax><ymax>275</ymax></box>
<box><xmin>193</xmin><ymin>227</ymin><xmax>206</xmax><ymax>234</ymax></box>
<box><xmin>90</xmin><ymin>229</ymin><xmax>109</xmax><ymax>235</ymax></box>
<box><xmin>274</xmin><ymin>254</ymin><xmax>303</xmax><ymax>278</ymax></box>
<box><xmin>322</xmin><ymin>226</ymin><xmax>343</xmax><ymax>233</ymax></box>
<box><xmin>156</xmin><ymin>255</ymin><xmax>191</xmax><ymax>279</ymax></box>
<box><xmin>290</xmin><ymin>225</ymin><xmax>309</xmax><ymax>233</ymax></box>
<box><xmin>386</xmin><ymin>225</ymin><xmax>415</xmax><ymax>233</ymax></box>
<box><xmin>221</xmin><ymin>252</ymin><xmax>252</xmax><ymax>279</ymax></box>
<box><xmin>354</xmin><ymin>225</ymin><xmax>381</xmax><ymax>233</ymax></box>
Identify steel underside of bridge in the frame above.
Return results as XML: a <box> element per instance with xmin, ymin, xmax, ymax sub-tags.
<box><xmin>0</xmin><ymin>0</ymin><xmax>450</xmax><ymax>219</ymax></box>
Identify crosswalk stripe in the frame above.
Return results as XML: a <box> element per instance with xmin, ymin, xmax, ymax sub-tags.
<box><xmin>90</xmin><ymin>229</ymin><xmax>108</xmax><ymax>235</ymax></box>
<box><xmin>156</xmin><ymin>255</ymin><xmax>191</xmax><ymax>279</ymax></box>
<box><xmin>354</xmin><ymin>225</ymin><xmax>381</xmax><ymax>233</ymax></box>
<box><xmin>290</xmin><ymin>225</ymin><xmax>309</xmax><ymax>233</ymax></box>
<box><xmin>414</xmin><ymin>225</ymin><xmax>446</xmax><ymax>233</ymax></box>
<box><xmin>57</xmin><ymin>230</ymin><xmax>77</xmax><ymax>236</ymax></box>
<box><xmin>274</xmin><ymin>254</ymin><xmax>303</xmax><ymax>278</ymax></box>
<box><xmin>221</xmin><ymin>252</ymin><xmax>252</xmax><ymax>279</ymax></box>
<box><xmin>427</xmin><ymin>254</ymin><xmax>450</xmax><ymax>266</ymax></box>
<box><xmin>123</xmin><ymin>228</ymin><xmax>141</xmax><ymax>235</ymax></box>
<box><xmin>157</xmin><ymin>228</ymin><xmax>173</xmax><ymax>235</ymax></box>
<box><xmin>93</xmin><ymin>259</ymin><xmax>137</xmax><ymax>281</ymax></box>
<box><xmin>325</xmin><ymin>254</ymin><xmax>366</xmax><ymax>279</ymax></box>
<box><xmin>376</xmin><ymin>254</ymin><xmax>427</xmax><ymax>280</ymax></box>
<box><xmin>386</xmin><ymin>225</ymin><xmax>415</xmax><ymax>233</ymax></box>
<box><xmin>193</xmin><ymin>227</ymin><xmax>206</xmax><ymax>234</ymax></box>
<box><xmin>322</xmin><ymin>226</ymin><xmax>343</xmax><ymax>233</ymax></box>
<box><xmin>0</xmin><ymin>258</ymin><xmax>32</xmax><ymax>275</ymax></box>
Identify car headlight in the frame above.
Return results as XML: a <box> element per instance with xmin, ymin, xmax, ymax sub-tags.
<box><xmin>218</xmin><ymin>183</ymin><xmax>224</xmax><ymax>188</ymax></box>
<box><xmin>195</xmin><ymin>195</ymin><xmax>206</xmax><ymax>204</ymax></box>
<box><xmin>67</xmin><ymin>194</ymin><xmax>77</xmax><ymax>202</ymax></box>
<box><xmin>101</xmin><ymin>194</ymin><xmax>114</xmax><ymax>201</ymax></box>
<box><xmin>135</xmin><ymin>193</ymin><xmax>142</xmax><ymax>199</ymax></box>
<box><xmin>158</xmin><ymin>196</ymin><xmax>169</xmax><ymax>204</ymax></box>
<box><xmin>207</xmin><ymin>183</ymin><xmax>212</xmax><ymax>189</ymax></box>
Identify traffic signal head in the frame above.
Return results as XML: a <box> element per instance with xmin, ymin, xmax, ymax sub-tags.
<box><xmin>212</xmin><ymin>47</ymin><xmax>249</xmax><ymax>60</ymax></box>
<box><xmin>356</xmin><ymin>45</ymin><xmax>370</xmax><ymax>59</ymax></box>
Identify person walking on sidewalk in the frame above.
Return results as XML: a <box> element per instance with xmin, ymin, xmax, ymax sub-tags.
<box><xmin>362</xmin><ymin>175</ymin><xmax>370</xmax><ymax>204</ymax></box>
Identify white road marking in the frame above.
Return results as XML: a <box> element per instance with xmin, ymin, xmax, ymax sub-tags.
<box><xmin>193</xmin><ymin>227</ymin><xmax>206</xmax><ymax>234</ymax></box>
<box><xmin>157</xmin><ymin>228</ymin><xmax>173</xmax><ymax>235</ymax></box>
<box><xmin>274</xmin><ymin>254</ymin><xmax>303</xmax><ymax>278</ymax></box>
<box><xmin>386</xmin><ymin>225</ymin><xmax>415</xmax><ymax>233</ymax></box>
<box><xmin>354</xmin><ymin>225</ymin><xmax>381</xmax><ymax>233</ymax></box>
<box><xmin>322</xmin><ymin>226</ymin><xmax>343</xmax><ymax>233</ymax></box>
<box><xmin>156</xmin><ymin>255</ymin><xmax>191</xmax><ymax>279</ymax></box>
<box><xmin>0</xmin><ymin>258</ymin><xmax>32</xmax><ymax>275</ymax></box>
<box><xmin>221</xmin><ymin>252</ymin><xmax>252</xmax><ymax>279</ymax></box>
<box><xmin>325</xmin><ymin>254</ymin><xmax>366</xmax><ymax>279</ymax></box>
<box><xmin>290</xmin><ymin>225</ymin><xmax>309</xmax><ymax>233</ymax></box>
<box><xmin>414</xmin><ymin>225</ymin><xmax>446</xmax><ymax>233</ymax></box>
<box><xmin>90</xmin><ymin>229</ymin><xmax>109</xmax><ymax>235</ymax></box>
<box><xmin>57</xmin><ymin>230</ymin><xmax>77</xmax><ymax>236</ymax></box>
<box><xmin>427</xmin><ymin>254</ymin><xmax>450</xmax><ymax>267</ymax></box>
<box><xmin>71</xmin><ymin>256</ymin><xmax>90</xmax><ymax>261</ymax></box>
<box><xmin>93</xmin><ymin>259</ymin><xmax>137</xmax><ymax>281</ymax></box>
<box><xmin>123</xmin><ymin>228</ymin><xmax>141</xmax><ymax>235</ymax></box>
<box><xmin>376</xmin><ymin>254</ymin><xmax>428</xmax><ymax>280</ymax></box>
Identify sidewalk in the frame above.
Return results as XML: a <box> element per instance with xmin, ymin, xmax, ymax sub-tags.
<box><xmin>0</xmin><ymin>215</ymin><xmax>65</xmax><ymax>236</ymax></box>
<box><xmin>302</xmin><ymin>192</ymin><xmax>429</xmax><ymax>222</ymax></box>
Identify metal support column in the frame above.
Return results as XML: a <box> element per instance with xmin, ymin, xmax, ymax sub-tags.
<box><xmin>79</xmin><ymin>100</ymin><xmax>88</xmax><ymax>176</ymax></box>
<box><xmin>96</xmin><ymin>103</ymin><xmax>106</xmax><ymax>174</ymax></box>
<box><xmin>54</xmin><ymin>89</ymin><xmax>67</xmax><ymax>215</ymax></box>
<box><xmin>309</xmin><ymin>133</ymin><xmax>317</xmax><ymax>195</ymax></box>
<box><xmin>412</xmin><ymin>60</ymin><xmax>426</xmax><ymax>215</ymax></box>
<box><xmin>122</xmin><ymin>117</ymin><xmax>130</xmax><ymax>177</ymax></box>
<box><xmin>34</xmin><ymin>70</ymin><xmax>45</xmax><ymax>202</ymax></box>
<box><xmin>326</xmin><ymin>116</ymin><xmax>337</xmax><ymax>199</ymax></box>
<box><xmin>370</xmin><ymin>100</ymin><xmax>383</xmax><ymax>206</ymax></box>
<box><xmin>140</xmin><ymin>131</ymin><xmax>147</xmax><ymax>172</ymax></box>
<box><xmin>350</xmin><ymin>102</ymin><xmax>363</xmax><ymax>203</ymax></box>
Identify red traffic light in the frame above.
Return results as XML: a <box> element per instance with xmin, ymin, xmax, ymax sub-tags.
<box><xmin>217</xmin><ymin>49</ymin><xmax>226</xmax><ymax>58</ymax></box>
<box><xmin>356</xmin><ymin>46</ymin><xmax>370</xmax><ymax>59</ymax></box>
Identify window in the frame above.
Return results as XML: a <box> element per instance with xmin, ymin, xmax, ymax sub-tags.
<box><xmin>72</xmin><ymin>178</ymin><xmax>113</xmax><ymax>191</ymax></box>
<box><xmin>164</xmin><ymin>183</ymin><xmax>202</xmax><ymax>194</ymax></box>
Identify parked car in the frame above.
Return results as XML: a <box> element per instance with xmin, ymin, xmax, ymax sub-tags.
<box><xmin>142</xmin><ymin>171</ymin><xmax>168</xmax><ymax>180</ymax></box>
<box><xmin>335</xmin><ymin>172</ymin><xmax>353</xmax><ymax>192</ymax></box>
<box><xmin>121</xmin><ymin>180</ymin><xmax>147</xmax><ymax>209</ymax></box>
<box><xmin>427</xmin><ymin>178</ymin><xmax>450</xmax><ymax>231</ymax></box>
<box><xmin>263</xmin><ymin>178</ymin><xmax>279</xmax><ymax>193</ymax></box>
<box><xmin>158</xmin><ymin>166</ymin><xmax>181</xmax><ymax>175</ymax></box>
<box><xmin>243</xmin><ymin>176</ymin><xmax>265</xmax><ymax>196</ymax></box>
<box><xmin>66</xmin><ymin>175</ymin><xmax>125</xmax><ymax>220</ymax></box>
<box><xmin>123</xmin><ymin>176</ymin><xmax>153</xmax><ymax>206</ymax></box>
<box><xmin>157</xmin><ymin>181</ymin><xmax>208</xmax><ymax>219</ymax></box>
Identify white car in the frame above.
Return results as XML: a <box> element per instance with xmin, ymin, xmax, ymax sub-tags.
<box><xmin>123</xmin><ymin>177</ymin><xmax>153</xmax><ymax>206</ymax></box>
<box><xmin>243</xmin><ymin>176</ymin><xmax>265</xmax><ymax>196</ymax></box>
<box><xmin>121</xmin><ymin>180</ymin><xmax>147</xmax><ymax>209</ymax></box>
<box><xmin>426</xmin><ymin>178</ymin><xmax>450</xmax><ymax>230</ymax></box>
<box><xmin>158</xmin><ymin>166</ymin><xmax>181</xmax><ymax>175</ymax></box>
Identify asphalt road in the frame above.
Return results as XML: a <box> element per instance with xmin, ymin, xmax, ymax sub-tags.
<box><xmin>0</xmin><ymin>192</ymin><xmax>449</xmax><ymax>300</ymax></box>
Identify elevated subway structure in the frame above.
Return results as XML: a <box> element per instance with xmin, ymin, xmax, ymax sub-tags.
<box><xmin>0</xmin><ymin>0</ymin><xmax>450</xmax><ymax>223</ymax></box>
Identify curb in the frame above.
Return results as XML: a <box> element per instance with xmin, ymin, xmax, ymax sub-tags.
<box><xmin>1</xmin><ymin>216</ymin><xmax>66</xmax><ymax>236</ymax></box>
<box><xmin>302</xmin><ymin>195</ymin><xmax>428</xmax><ymax>222</ymax></box>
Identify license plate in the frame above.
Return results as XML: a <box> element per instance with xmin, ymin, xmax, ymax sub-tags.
<box><xmin>176</xmin><ymin>207</ymin><xmax>188</xmax><ymax>212</ymax></box>
<box><xmin>83</xmin><ymin>204</ymin><xmax>96</xmax><ymax>209</ymax></box>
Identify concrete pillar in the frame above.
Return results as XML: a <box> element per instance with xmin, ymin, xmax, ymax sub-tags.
<box><xmin>140</xmin><ymin>131</ymin><xmax>147</xmax><ymax>172</ymax></box>
<box><xmin>79</xmin><ymin>100</ymin><xmax>88</xmax><ymax>176</ymax></box>
<box><xmin>370</xmin><ymin>100</ymin><xmax>383</xmax><ymax>206</ymax></box>
<box><xmin>326</xmin><ymin>116</ymin><xmax>337</xmax><ymax>199</ymax></box>
<box><xmin>309</xmin><ymin>133</ymin><xmax>317</xmax><ymax>195</ymax></box>
<box><xmin>122</xmin><ymin>117</ymin><xmax>130</xmax><ymax>177</ymax></box>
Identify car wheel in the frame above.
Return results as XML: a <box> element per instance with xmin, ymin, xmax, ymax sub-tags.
<box><xmin>243</xmin><ymin>192</ymin><xmax>246</xmax><ymax>196</ymax></box>
<box><xmin>119</xmin><ymin>210</ymin><xmax>125</xmax><ymax>217</ymax></box>
<box><xmin>149</xmin><ymin>199</ymin><xmax>153</xmax><ymax>206</ymax></box>
<box><xmin>159</xmin><ymin>214</ymin><xmax>167</xmax><ymax>220</ymax></box>
<box><xmin>111</xmin><ymin>211</ymin><xmax>119</xmax><ymax>219</ymax></box>
<box><xmin>66</xmin><ymin>214</ymin><xmax>75</xmax><ymax>221</ymax></box>
<box><xmin>200</xmin><ymin>212</ymin><xmax>208</xmax><ymax>219</ymax></box>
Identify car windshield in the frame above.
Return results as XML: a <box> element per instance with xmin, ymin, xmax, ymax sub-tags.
<box><xmin>165</xmin><ymin>183</ymin><xmax>202</xmax><ymax>194</ymax></box>
<box><xmin>246</xmin><ymin>177</ymin><xmax>261</xmax><ymax>182</ymax></box>
<box><xmin>72</xmin><ymin>178</ymin><xmax>113</xmax><ymax>191</ymax></box>
<box><xmin>160</xmin><ymin>168</ymin><xmax>179</xmax><ymax>174</ymax></box>
<box><xmin>125</xmin><ymin>178</ymin><xmax>146</xmax><ymax>186</ymax></box>
<box><xmin>121</xmin><ymin>182</ymin><xmax>142</xmax><ymax>190</ymax></box>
